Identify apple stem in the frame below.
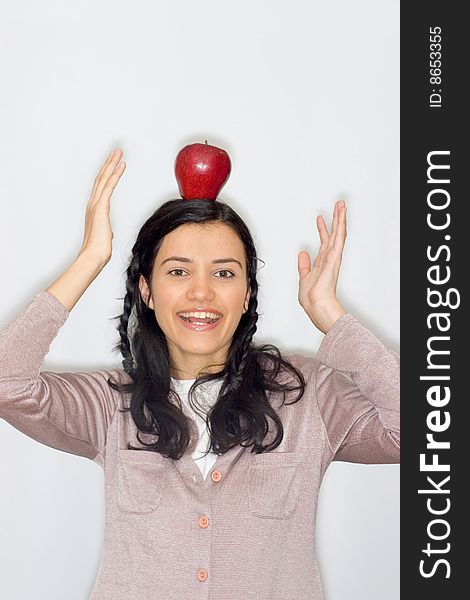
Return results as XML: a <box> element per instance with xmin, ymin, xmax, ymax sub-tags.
<box><xmin>205</xmin><ymin>140</ymin><xmax>208</xmax><ymax>144</ymax></box>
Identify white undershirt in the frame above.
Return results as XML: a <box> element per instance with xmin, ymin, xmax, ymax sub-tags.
<box><xmin>170</xmin><ymin>377</ymin><xmax>223</xmax><ymax>480</ymax></box>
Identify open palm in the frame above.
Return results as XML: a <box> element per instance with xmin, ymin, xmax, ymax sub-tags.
<box><xmin>297</xmin><ymin>200</ymin><xmax>348</xmax><ymax>333</ymax></box>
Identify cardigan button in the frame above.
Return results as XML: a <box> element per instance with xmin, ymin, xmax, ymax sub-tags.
<box><xmin>211</xmin><ymin>470</ymin><xmax>222</xmax><ymax>482</ymax></box>
<box><xmin>199</xmin><ymin>516</ymin><xmax>209</xmax><ymax>528</ymax></box>
<box><xmin>197</xmin><ymin>568</ymin><xmax>208</xmax><ymax>582</ymax></box>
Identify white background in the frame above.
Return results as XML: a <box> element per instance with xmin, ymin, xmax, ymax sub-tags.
<box><xmin>0</xmin><ymin>1</ymin><xmax>399</xmax><ymax>598</ymax></box>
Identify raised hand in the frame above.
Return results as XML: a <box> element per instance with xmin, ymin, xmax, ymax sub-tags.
<box><xmin>297</xmin><ymin>200</ymin><xmax>348</xmax><ymax>334</ymax></box>
<box><xmin>78</xmin><ymin>147</ymin><xmax>126</xmax><ymax>265</ymax></box>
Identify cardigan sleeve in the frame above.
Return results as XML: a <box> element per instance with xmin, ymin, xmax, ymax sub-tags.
<box><xmin>314</xmin><ymin>313</ymin><xmax>400</xmax><ymax>464</ymax></box>
<box><xmin>0</xmin><ymin>290</ymin><xmax>122</xmax><ymax>462</ymax></box>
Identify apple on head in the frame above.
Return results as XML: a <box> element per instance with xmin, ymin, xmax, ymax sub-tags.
<box><xmin>174</xmin><ymin>140</ymin><xmax>231</xmax><ymax>200</ymax></box>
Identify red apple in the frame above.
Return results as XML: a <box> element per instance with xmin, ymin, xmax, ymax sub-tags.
<box><xmin>174</xmin><ymin>141</ymin><xmax>232</xmax><ymax>200</ymax></box>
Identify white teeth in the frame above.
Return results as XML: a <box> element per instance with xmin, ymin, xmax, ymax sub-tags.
<box><xmin>179</xmin><ymin>311</ymin><xmax>221</xmax><ymax>319</ymax></box>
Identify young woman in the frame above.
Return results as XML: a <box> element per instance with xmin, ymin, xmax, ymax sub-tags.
<box><xmin>0</xmin><ymin>147</ymin><xmax>399</xmax><ymax>599</ymax></box>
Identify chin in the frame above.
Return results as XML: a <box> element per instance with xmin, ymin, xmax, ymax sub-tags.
<box><xmin>181</xmin><ymin>342</ymin><xmax>222</xmax><ymax>355</ymax></box>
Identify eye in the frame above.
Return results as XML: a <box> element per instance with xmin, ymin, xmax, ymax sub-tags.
<box><xmin>215</xmin><ymin>269</ymin><xmax>236</xmax><ymax>279</ymax></box>
<box><xmin>168</xmin><ymin>268</ymin><xmax>187</xmax><ymax>277</ymax></box>
<box><xmin>167</xmin><ymin>268</ymin><xmax>235</xmax><ymax>278</ymax></box>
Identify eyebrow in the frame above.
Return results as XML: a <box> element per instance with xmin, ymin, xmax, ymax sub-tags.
<box><xmin>160</xmin><ymin>256</ymin><xmax>243</xmax><ymax>269</ymax></box>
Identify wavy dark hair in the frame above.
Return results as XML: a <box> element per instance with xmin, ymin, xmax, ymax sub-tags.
<box><xmin>107</xmin><ymin>198</ymin><xmax>306</xmax><ymax>460</ymax></box>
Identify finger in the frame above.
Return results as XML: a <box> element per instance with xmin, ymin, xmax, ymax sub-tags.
<box><xmin>297</xmin><ymin>251</ymin><xmax>311</xmax><ymax>279</ymax></box>
<box><xmin>316</xmin><ymin>215</ymin><xmax>329</xmax><ymax>250</ymax></box>
<box><xmin>329</xmin><ymin>201</ymin><xmax>341</xmax><ymax>244</ymax></box>
<box><xmin>99</xmin><ymin>160</ymin><xmax>126</xmax><ymax>204</ymax></box>
<box><xmin>333</xmin><ymin>204</ymin><xmax>347</xmax><ymax>253</ymax></box>
<box><xmin>91</xmin><ymin>148</ymin><xmax>124</xmax><ymax>205</ymax></box>
<box><xmin>96</xmin><ymin>148</ymin><xmax>123</xmax><ymax>198</ymax></box>
<box><xmin>89</xmin><ymin>149</ymin><xmax>117</xmax><ymax>200</ymax></box>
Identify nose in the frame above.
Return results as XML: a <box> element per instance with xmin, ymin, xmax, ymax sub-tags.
<box><xmin>186</xmin><ymin>273</ymin><xmax>216</xmax><ymax>302</ymax></box>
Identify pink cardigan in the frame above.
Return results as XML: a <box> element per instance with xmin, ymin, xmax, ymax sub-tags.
<box><xmin>0</xmin><ymin>290</ymin><xmax>400</xmax><ymax>599</ymax></box>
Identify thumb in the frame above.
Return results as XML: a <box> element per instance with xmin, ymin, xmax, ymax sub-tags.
<box><xmin>298</xmin><ymin>251</ymin><xmax>311</xmax><ymax>280</ymax></box>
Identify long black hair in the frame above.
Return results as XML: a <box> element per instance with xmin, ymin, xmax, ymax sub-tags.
<box><xmin>107</xmin><ymin>198</ymin><xmax>306</xmax><ymax>459</ymax></box>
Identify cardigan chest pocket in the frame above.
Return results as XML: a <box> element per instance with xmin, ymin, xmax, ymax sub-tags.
<box><xmin>117</xmin><ymin>449</ymin><xmax>168</xmax><ymax>514</ymax></box>
<box><xmin>248</xmin><ymin>451</ymin><xmax>304</xmax><ymax>519</ymax></box>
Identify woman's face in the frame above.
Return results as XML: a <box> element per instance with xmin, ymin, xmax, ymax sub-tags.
<box><xmin>139</xmin><ymin>222</ymin><xmax>251</xmax><ymax>380</ymax></box>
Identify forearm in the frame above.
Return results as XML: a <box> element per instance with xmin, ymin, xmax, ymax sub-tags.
<box><xmin>317</xmin><ymin>314</ymin><xmax>400</xmax><ymax>427</ymax></box>
<box><xmin>45</xmin><ymin>251</ymin><xmax>108</xmax><ymax>313</ymax></box>
<box><xmin>0</xmin><ymin>289</ymin><xmax>118</xmax><ymax>460</ymax></box>
<box><xmin>315</xmin><ymin>314</ymin><xmax>400</xmax><ymax>463</ymax></box>
<box><xmin>306</xmin><ymin>299</ymin><xmax>348</xmax><ymax>334</ymax></box>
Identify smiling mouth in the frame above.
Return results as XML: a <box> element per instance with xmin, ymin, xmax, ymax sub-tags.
<box><xmin>179</xmin><ymin>315</ymin><xmax>220</xmax><ymax>325</ymax></box>
<box><xmin>177</xmin><ymin>314</ymin><xmax>222</xmax><ymax>330</ymax></box>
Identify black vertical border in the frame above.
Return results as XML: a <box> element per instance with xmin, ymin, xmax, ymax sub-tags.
<box><xmin>401</xmin><ymin>2</ymin><xmax>466</xmax><ymax>596</ymax></box>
